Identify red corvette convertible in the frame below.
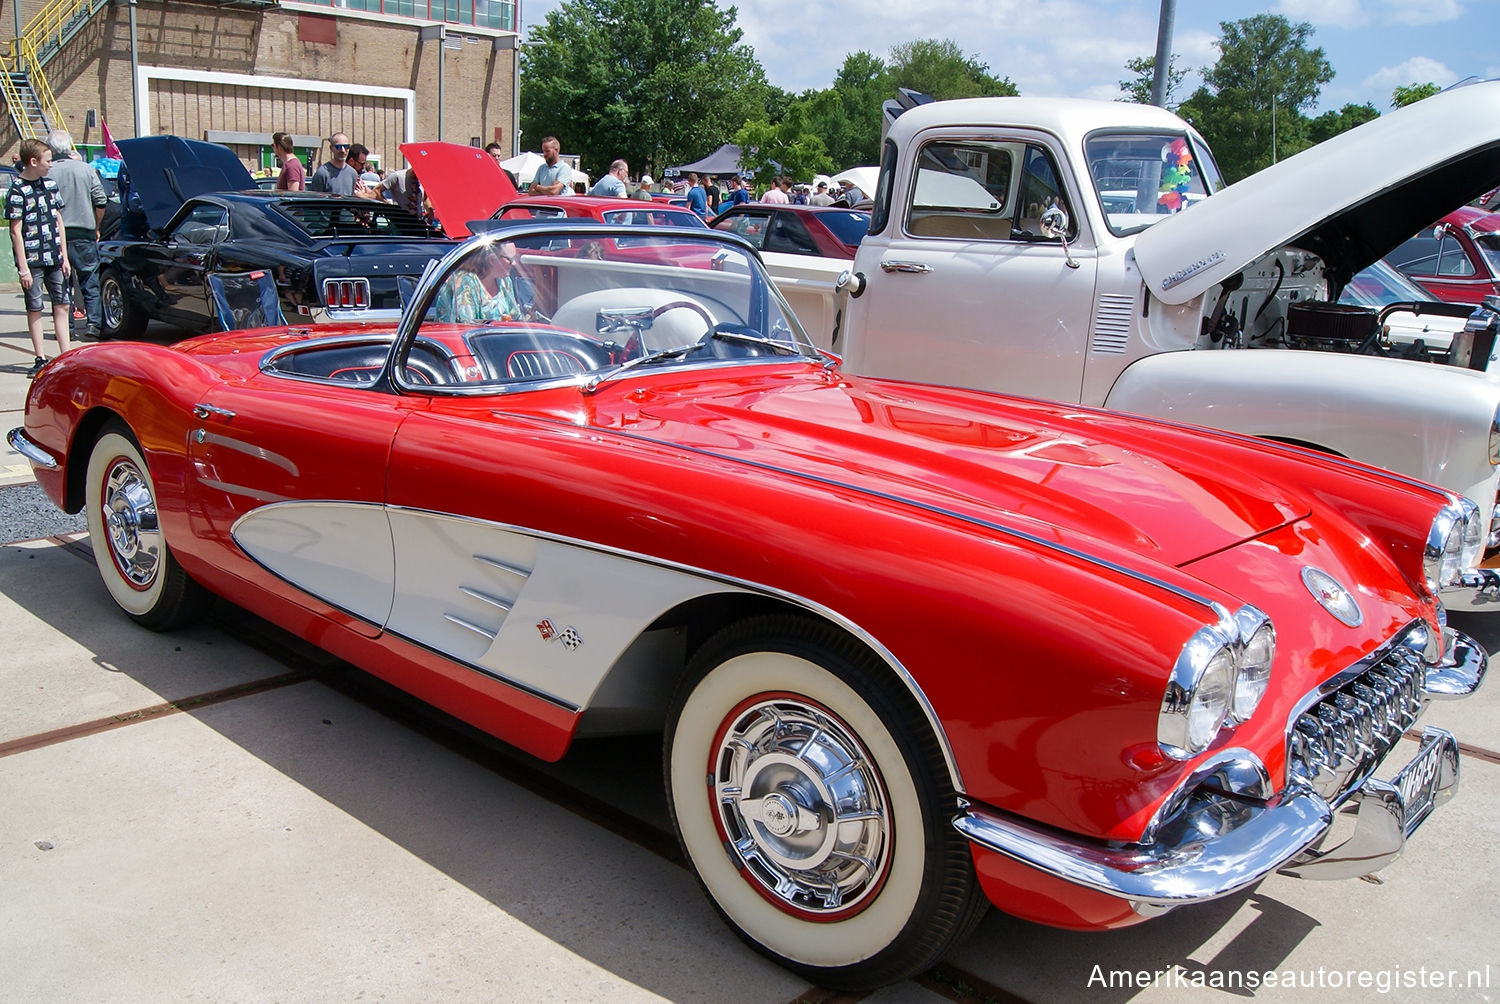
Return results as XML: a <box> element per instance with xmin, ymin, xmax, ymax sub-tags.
<box><xmin>8</xmin><ymin>222</ymin><xmax>1488</xmax><ymax>989</ymax></box>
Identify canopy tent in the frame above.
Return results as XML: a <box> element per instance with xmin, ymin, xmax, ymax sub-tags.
<box><xmin>502</xmin><ymin>150</ymin><xmax>589</xmax><ymax>191</ymax></box>
<box><xmin>501</xmin><ymin>151</ymin><xmax>545</xmax><ymax>184</ymax></box>
<box><xmin>666</xmin><ymin>144</ymin><xmax>745</xmax><ymax>177</ymax></box>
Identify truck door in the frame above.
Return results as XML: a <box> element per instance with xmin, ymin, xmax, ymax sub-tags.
<box><xmin>845</xmin><ymin>133</ymin><xmax>1097</xmax><ymax>404</ymax></box>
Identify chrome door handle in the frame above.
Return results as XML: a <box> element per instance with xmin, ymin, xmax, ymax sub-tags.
<box><xmin>193</xmin><ymin>403</ymin><xmax>236</xmax><ymax>421</ymax></box>
<box><xmin>879</xmin><ymin>260</ymin><xmax>933</xmax><ymax>274</ymax></box>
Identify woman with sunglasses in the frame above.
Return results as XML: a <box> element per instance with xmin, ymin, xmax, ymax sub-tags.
<box><xmin>434</xmin><ymin>244</ymin><xmax>522</xmax><ymax>323</ymax></box>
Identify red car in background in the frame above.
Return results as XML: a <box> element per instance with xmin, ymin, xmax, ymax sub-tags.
<box><xmin>492</xmin><ymin>194</ymin><xmax>708</xmax><ymax>231</ymax></box>
<box><xmin>711</xmin><ymin>203</ymin><xmax>871</xmax><ymax>259</ymax></box>
<box><xmin>1386</xmin><ymin>206</ymin><xmax>1500</xmax><ymax>304</ymax></box>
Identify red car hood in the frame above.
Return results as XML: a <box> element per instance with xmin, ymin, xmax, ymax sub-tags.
<box><xmin>571</xmin><ymin>369</ymin><xmax>1308</xmax><ymax>569</ymax></box>
<box><xmin>401</xmin><ymin>141</ymin><xmax>519</xmax><ymax>237</ymax></box>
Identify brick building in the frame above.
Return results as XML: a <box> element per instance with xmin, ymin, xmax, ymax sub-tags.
<box><xmin>1</xmin><ymin>0</ymin><xmax>519</xmax><ymax>174</ymax></box>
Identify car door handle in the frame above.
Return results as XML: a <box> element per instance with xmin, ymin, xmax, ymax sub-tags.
<box><xmin>879</xmin><ymin>260</ymin><xmax>933</xmax><ymax>274</ymax></box>
<box><xmin>193</xmin><ymin>403</ymin><xmax>236</xmax><ymax>421</ymax></box>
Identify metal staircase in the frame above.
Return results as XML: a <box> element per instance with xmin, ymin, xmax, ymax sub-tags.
<box><xmin>3</xmin><ymin>0</ymin><xmax>109</xmax><ymax>140</ymax></box>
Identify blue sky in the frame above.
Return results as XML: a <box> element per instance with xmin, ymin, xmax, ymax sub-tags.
<box><xmin>518</xmin><ymin>0</ymin><xmax>1495</xmax><ymax>113</ymax></box>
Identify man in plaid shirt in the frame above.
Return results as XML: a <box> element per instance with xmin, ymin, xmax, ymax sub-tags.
<box><xmin>6</xmin><ymin>138</ymin><xmax>72</xmax><ymax>377</ymax></box>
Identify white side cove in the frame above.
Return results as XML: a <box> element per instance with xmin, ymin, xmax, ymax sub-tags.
<box><xmin>232</xmin><ymin>502</ymin><xmax>751</xmax><ymax>709</ymax></box>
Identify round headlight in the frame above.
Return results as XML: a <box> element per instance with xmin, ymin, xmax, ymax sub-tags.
<box><xmin>1186</xmin><ymin>647</ymin><xmax>1236</xmax><ymax>751</ymax></box>
<box><xmin>1425</xmin><ymin>499</ymin><xmax>1483</xmax><ymax>590</ymax></box>
<box><xmin>1160</xmin><ymin>606</ymin><xmax>1276</xmax><ymax>760</ymax></box>
<box><xmin>1231</xmin><ymin>619</ymin><xmax>1275</xmax><ymax>723</ymax></box>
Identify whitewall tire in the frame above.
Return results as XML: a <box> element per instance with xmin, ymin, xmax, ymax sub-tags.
<box><xmin>85</xmin><ymin>423</ymin><xmax>210</xmax><ymax>630</ymax></box>
<box><xmin>665</xmin><ymin>616</ymin><xmax>984</xmax><ymax>989</ymax></box>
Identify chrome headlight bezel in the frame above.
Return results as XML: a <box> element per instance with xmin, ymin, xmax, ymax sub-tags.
<box><xmin>1159</xmin><ymin>604</ymin><xmax>1277</xmax><ymax>760</ymax></box>
<box><xmin>1424</xmin><ymin>497</ymin><xmax>1483</xmax><ymax>592</ymax></box>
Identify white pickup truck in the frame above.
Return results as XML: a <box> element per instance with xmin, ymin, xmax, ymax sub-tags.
<box><xmin>814</xmin><ymin>83</ymin><xmax>1500</xmax><ymax>597</ymax></box>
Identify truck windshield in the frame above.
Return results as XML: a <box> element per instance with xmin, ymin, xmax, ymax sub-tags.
<box><xmin>1085</xmin><ymin>133</ymin><xmax>1214</xmax><ymax>236</ymax></box>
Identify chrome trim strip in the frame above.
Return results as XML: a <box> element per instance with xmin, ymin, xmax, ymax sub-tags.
<box><xmin>7</xmin><ymin>427</ymin><xmax>60</xmax><ymax>470</ymax></box>
<box><xmin>495</xmin><ymin>414</ymin><xmax>1223</xmax><ymax>615</ymax></box>
<box><xmin>475</xmin><ymin>554</ymin><xmax>530</xmax><ymax>578</ymax></box>
<box><xmin>319</xmin><ymin>307</ymin><xmax>401</xmax><ymax>324</ymax></box>
<box><xmin>458</xmin><ymin>585</ymin><xmax>513</xmax><ymax>612</ymax></box>
<box><xmin>443</xmin><ymin>612</ymin><xmax>498</xmax><ymax>640</ymax></box>
<box><xmin>384</xmin><ymin>502</ymin><xmax>967</xmax><ymax>793</ymax></box>
<box><xmin>954</xmin><ymin>788</ymin><xmax>1332</xmax><ymax>907</ymax></box>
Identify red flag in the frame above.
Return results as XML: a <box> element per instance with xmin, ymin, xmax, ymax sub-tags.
<box><xmin>101</xmin><ymin>120</ymin><xmax>121</xmax><ymax>159</ymax></box>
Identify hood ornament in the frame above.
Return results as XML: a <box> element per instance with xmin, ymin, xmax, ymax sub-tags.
<box><xmin>1302</xmin><ymin>566</ymin><xmax>1362</xmax><ymax>627</ymax></box>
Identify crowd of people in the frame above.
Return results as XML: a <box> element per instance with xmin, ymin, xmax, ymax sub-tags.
<box><xmin>5</xmin><ymin>123</ymin><xmax>866</xmax><ymax>377</ymax></box>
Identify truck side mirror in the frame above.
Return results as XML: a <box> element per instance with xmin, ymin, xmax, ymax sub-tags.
<box><xmin>1040</xmin><ymin>206</ymin><xmax>1080</xmax><ymax>270</ymax></box>
<box><xmin>1040</xmin><ymin>205</ymin><xmax>1069</xmax><ymax>238</ymax></box>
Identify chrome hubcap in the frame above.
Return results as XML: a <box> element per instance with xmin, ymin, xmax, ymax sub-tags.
<box><xmin>101</xmin><ymin>459</ymin><xmax>161</xmax><ymax>588</ymax></box>
<box><xmin>713</xmin><ymin>697</ymin><xmax>889</xmax><ymax>915</ymax></box>
<box><xmin>102</xmin><ymin>280</ymin><xmax>122</xmax><ymax>329</ymax></box>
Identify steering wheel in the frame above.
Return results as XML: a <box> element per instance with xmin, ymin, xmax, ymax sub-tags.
<box><xmin>651</xmin><ymin>298</ymin><xmax>715</xmax><ymax>327</ymax></box>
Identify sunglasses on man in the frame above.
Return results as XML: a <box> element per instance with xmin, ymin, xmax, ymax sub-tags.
<box><xmin>332</xmin><ymin>143</ymin><xmax>350</xmax><ymax>150</ymax></box>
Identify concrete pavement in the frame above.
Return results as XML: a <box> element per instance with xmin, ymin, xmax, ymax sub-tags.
<box><xmin>0</xmin><ymin>295</ymin><xmax>1496</xmax><ymax>1002</ymax></box>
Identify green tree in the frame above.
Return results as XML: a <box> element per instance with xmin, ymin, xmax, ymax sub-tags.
<box><xmin>1177</xmin><ymin>14</ymin><xmax>1333</xmax><ymax>182</ymax></box>
<box><xmin>733</xmin><ymin>102</ymin><xmax>835</xmax><ymax>184</ymax></box>
<box><xmin>1307</xmin><ymin>102</ymin><xmax>1379</xmax><ymax>144</ymax></box>
<box><xmin>519</xmin><ymin>0</ymin><xmax>768</xmax><ymax>178</ymax></box>
<box><xmin>886</xmin><ymin>38</ymin><xmax>1017</xmax><ymax>101</ymax></box>
<box><xmin>1118</xmin><ymin>55</ymin><xmax>1186</xmax><ymax>108</ymax></box>
<box><xmin>1392</xmin><ymin>82</ymin><xmax>1441</xmax><ymax>107</ymax></box>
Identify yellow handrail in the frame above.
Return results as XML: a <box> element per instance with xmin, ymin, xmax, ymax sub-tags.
<box><xmin>15</xmin><ymin>37</ymin><xmax>62</xmax><ymax>132</ymax></box>
<box><xmin>0</xmin><ymin>48</ymin><xmax>38</xmax><ymax>140</ymax></box>
<box><xmin>17</xmin><ymin>0</ymin><xmax>95</xmax><ymax>58</ymax></box>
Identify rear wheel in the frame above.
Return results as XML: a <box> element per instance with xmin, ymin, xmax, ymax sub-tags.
<box><xmin>665</xmin><ymin>616</ymin><xmax>985</xmax><ymax>990</ymax></box>
<box><xmin>99</xmin><ymin>269</ymin><xmax>147</xmax><ymax>341</ymax></box>
<box><xmin>84</xmin><ymin>422</ymin><xmax>210</xmax><ymax>630</ymax></box>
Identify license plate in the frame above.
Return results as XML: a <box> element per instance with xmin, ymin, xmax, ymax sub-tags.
<box><xmin>1393</xmin><ymin>730</ymin><xmax>1450</xmax><ymax>835</ymax></box>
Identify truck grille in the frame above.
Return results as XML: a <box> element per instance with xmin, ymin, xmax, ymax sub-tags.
<box><xmin>1286</xmin><ymin>637</ymin><xmax>1426</xmax><ymax>804</ymax></box>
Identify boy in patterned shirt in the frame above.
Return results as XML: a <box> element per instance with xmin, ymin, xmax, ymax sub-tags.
<box><xmin>6</xmin><ymin>138</ymin><xmax>72</xmax><ymax>376</ymax></box>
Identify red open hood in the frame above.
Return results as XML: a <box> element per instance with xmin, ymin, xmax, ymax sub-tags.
<box><xmin>400</xmin><ymin>141</ymin><xmax>519</xmax><ymax>237</ymax></box>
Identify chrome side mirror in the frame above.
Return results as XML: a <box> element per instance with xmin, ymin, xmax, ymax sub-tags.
<box><xmin>1040</xmin><ymin>205</ymin><xmax>1069</xmax><ymax>239</ymax></box>
<box><xmin>1040</xmin><ymin>205</ymin><xmax>1080</xmax><ymax>270</ymax></box>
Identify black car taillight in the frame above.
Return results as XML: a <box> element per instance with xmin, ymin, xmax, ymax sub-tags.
<box><xmin>323</xmin><ymin>278</ymin><xmax>370</xmax><ymax>309</ymax></box>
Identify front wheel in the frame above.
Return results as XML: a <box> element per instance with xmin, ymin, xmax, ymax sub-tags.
<box><xmin>665</xmin><ymin>616</ymin><xmax>985</xmax><ymax>990</ymax></box>
<box><xmin>84</xmin><ymin>422</ymin><xmax>211</xmax><ymax>630</ymax></box>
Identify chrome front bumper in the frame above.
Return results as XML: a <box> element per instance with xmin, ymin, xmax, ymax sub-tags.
<box><xmin>954</xmin><ymin>628</ymin><xmax>1485</xmax><ymax>912</ymax></box>
<box><xmin>6</xmin><ymin>427</ymin><xmax>59</xmax><ymax>470</ymax></box>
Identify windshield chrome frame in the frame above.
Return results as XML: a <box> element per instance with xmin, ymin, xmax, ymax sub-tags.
<box><xmin>385</xmin><ymin>223</ymin><xmax>820</xmax><ymax>398</ymax></box>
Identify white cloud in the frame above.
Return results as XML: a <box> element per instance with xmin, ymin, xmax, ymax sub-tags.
<box><xmin>1362</xmin><ymin>56</ymin><xmax>1460</xmax><ymax>98</ymax></box>
<box><xmin>1274</xmin><ymin>0</ymin><xmax>1464</xmax><ymax>28</ymax></box>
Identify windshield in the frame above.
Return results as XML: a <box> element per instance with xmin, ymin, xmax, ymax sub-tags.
<box><xmin>392</xmin><ymin>230</ymin><xmax>817</xmax><ymax>392</ymax></box>
<box><xmin>1477</xmin><ymin>232</ymin><xmax>1500</xmax><ymax>275</ymax></box>
<box><xmin>601</xmin><ymin>207</ymin><xmax>707</xmax><ymax>230</ymax></box>
<box><xmin>817</xmin><ymin>210</ymin><xmax>872</xmax><ymax>246</ymax></box>
<box><xmin>1085</xmin><ymin>132</ymin><xmax>1213</xmax><ymax>236</ymax></box>
<box><xmin>1339</xmin><ymin>260</ymin><xmax>1439</xmax><ymax>307</ymax></box>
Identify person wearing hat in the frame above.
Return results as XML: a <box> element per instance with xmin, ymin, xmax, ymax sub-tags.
<box><xmin>809</xmin><ymin>180</ymin><xmax>835</xmax><ymax>206</ymax></box>
<box><xmin>633</xmin><ymin>174</ymin><xmax>655</xmax><ymax>200</ymax></box>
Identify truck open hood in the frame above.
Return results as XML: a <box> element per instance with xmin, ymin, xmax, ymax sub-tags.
<box><xmin>400</xmin><ymin>141</ymin><xmax>519</xmax><ymax>238</ymax></box>
<box><xmin>117</xmin><ymin>136</ymin><xmax>256</xmax><ymax>233</ymax></box>
<box><xmin>1135</xmin><ymin>80</ymin><xmax>1500</xmax><ymax>306</ymax></box>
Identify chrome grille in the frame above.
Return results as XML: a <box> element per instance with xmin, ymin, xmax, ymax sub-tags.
<box><xmin>1287</xmin><ymin>641</ymin><xmax>1426</xmax><ymax>803</ymax></box>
